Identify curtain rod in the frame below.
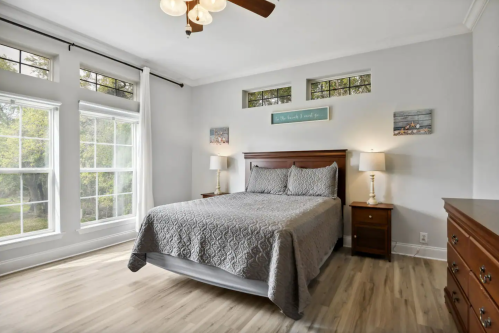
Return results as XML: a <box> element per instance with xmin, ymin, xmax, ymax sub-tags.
<box><xmin>0</xmin><ymin>17</ymin><xmax>184</xmax><ymax>88</ymax></box>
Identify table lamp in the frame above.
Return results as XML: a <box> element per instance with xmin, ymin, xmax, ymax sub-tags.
<box><xmin>359</xmin><ymin>151</ymin><xmax>386</xmax><ymax>205</ymax></box>
<box><xmin>210</xmin><ymin>156</ymin><xmax>227</xmax><ymax>195</ymax></box>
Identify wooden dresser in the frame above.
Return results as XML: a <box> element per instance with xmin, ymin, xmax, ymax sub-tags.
<box><xmin>443</xmin><ymin>198</ymin><xmax>499</xmax><ymax>333</ymax></box>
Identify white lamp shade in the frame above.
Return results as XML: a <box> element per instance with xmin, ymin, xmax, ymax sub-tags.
<box><xmin>160</xmin><ymin>0</ymin><xmax>187</xmax><ymax>16</ymax></box>
<box><xmin>359</xmin><ymin>152</ymin><xmax>386</xmax><ymax>171</ymax></box>
<box><xmin>210</xmin><ymin>156</ymin><xmax>227</xmax><ymax>170</ymax></box>
<box><xmin>200</xmin><ymin>0</ymin><xmax>227</xmax><ymax>12</ymax></box>
<box><xmin>188</xmin><ymin>4</ymin><xmax>213</xmax><ymax>25</ymax></box>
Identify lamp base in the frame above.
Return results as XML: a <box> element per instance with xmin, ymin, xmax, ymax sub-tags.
<box><xmin>367</xmin><ymin>197</ymin><xmax>379</xmax><ymax>205</ymax></box>
<box><xmin>367</xmin><ymin>173</ymin><xmax>379</xmax><ymax>205</ymax></box>
<box><xmin>214</xmin><ymin>189</ymin><xmax>222</xmax><ymax>195</ymax></box>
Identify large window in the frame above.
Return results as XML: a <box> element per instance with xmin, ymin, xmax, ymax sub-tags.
<box><xmin>311</xmin><ymin>73</ymin><xmax>371</xmax><ymax>100</ymax></box>
<box><xmin>80</xmin><ymin>69</ymin><xmax>134</xmax><ymax>100</ymax></box>
<box><xmin>248</xmin><ymin>86</ymin><xmax>292</xmax><ymax>108</ymax></box>
<box><xmin>79</xmin><ymin>107</ymin><xmax>137</xmax><ymax>225</ymax></box>
<box><xmin>0</xmin><ymin>44</ymin><xmax>51</xmax><ymax>80</ymax></box>
<box><xmin>0</xmin><ymin>96</ymin><xmax>56</xmax><ymax>240</ymax></box>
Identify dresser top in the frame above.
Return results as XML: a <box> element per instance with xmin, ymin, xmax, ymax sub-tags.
<box><xmin>350</xmin><ymin>202</ymin><xmax>394</xmax><ymax>209</ymax></box>
<box><xmin>443</xmin><ymin>198</ymin><xmax>499</xmax><ymax>236</ymax></box>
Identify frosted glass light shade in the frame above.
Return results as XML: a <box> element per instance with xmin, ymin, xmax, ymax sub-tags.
<box><xmin>188</xmin><ymin>4</ymin><xmax>213</xmax><ymax>25</ymax></box>
<box><xmin>200</xmin><ymin>0</ymin><xmax>227</xmax><ymax>12</ymax></box>
<box><xmin>359</xmin><ymin>152</ymin><xmax>386</xmax><ymax>171</ymax></box>
<box><xmin>210</xmin><ymin>156</ymin><xmax>227</xmax><ymax>170</ymax></box>
<box><xmin>160</xmin><ymin>0</ymin><xmax>187</xmax><ymax>16</ymax></box>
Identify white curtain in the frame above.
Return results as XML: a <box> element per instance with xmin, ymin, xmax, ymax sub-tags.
<box><xmin>137</xmin><ymin>67</ymin><xmax>155</xmax><ymax>231</ymax></box>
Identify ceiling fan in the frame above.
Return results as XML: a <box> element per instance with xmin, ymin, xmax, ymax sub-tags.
<box><xmin>159</xmin><ymin>0</ymin><xmax>276</xmax><ymax>37</ymax></box>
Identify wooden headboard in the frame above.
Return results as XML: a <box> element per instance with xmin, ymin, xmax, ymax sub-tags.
<box><xmin>243</xmin><ymin>150</ymin><xmax>347</xmax><ymax>206</ymax></box>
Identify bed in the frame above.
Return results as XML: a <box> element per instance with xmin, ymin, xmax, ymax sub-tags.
<box><xmin>128</xmin><ymin>150</ymin><xmax>347</xmax><ymax>319</ymax></box>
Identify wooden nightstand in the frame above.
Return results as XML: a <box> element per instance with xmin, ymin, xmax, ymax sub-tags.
<box><xmin>201</xmin><ymin>192</ymin><xmax>229</xmax><ymax>199</ymax></box>
<box><xmin>350</xmin><ymin>201</ymin><xmax>394</xmax><ymax>262</ymax></box>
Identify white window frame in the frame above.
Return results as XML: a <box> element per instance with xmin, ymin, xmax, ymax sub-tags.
<box><xmin>307</xmin><ymin>71</ymin><xmax>372</xmax><ymax>100</ymax></box>
<box><xmin>243</xmin><ymin>83</ymin><xmax>292</xmax><ymax>109</ymax></box>
<box><xmin>78</xmin><ymin>101</ymin><xmax>138</xmax><ymax>227</ymax></box>
<box><xmin>0</xmin><ymin>91</ymin><xmax>60</xmax><ymax>243</ymax></box>
<box><xmin>0</xmin><ymin>43</ymin><xmax>53</xmax><ymax>81</ymax></box>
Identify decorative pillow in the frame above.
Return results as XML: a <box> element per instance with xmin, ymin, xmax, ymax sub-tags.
<box><xmin>286</xmin><ymin>163</ymin><xmax>338</xmax><ymax>198</ymax></box>
<box><xmin>246</xmin><ymin>166</ymin><xmax>289</xmax><ymax>195</ymax></box>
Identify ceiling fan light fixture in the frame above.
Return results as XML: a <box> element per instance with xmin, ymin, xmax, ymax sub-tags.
<box><xmin>160</xmin><ymin>0</ymin><xmax>187</xmax><ymax>16</ymax></box>
<box><xmin>200</xmin><ymin>0</ymin><xmax>227</xmax><ymax>12</ymax></box>
<box><xmin>187</xmin><ymin>4</ymin><xmax>213</xmax><ymax>25</ymax></box>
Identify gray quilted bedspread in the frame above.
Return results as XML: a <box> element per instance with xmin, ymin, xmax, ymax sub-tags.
<box><xmin>128</xmin><ymin>192</ymin><xmax>342</xmax><ymax>319</ymax></box>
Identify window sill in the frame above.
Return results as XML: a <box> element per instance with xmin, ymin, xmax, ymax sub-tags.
<box><xmin>0</xmin><ymin>232</ymin><xmax>65</xmax><ymax>252</ymax></box>
<box><xmin>77</xmin><ymin>218</ymin><xmax>136</xmax><ymax>235</ymax></box>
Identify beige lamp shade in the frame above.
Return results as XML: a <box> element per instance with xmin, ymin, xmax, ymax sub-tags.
<box><xmin>359</xmin><ymin>152</ymin><xmax>386</xmax><ymax>172</ymax></box>
<box><xmin>210</xmin><ymin>156</ymin><xmax>227</xmax><ymax>170</ymax></box>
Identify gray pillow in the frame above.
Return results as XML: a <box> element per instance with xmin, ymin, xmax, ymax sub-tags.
<box><xmin>286</xmin><ymin>163</ymin><xmax>338</xmax><ymax>198</ymax></box>
<box><xmin>246</xmin><ymin>166</ymin><xmax>289</xmax><ymax>195</ymax></box>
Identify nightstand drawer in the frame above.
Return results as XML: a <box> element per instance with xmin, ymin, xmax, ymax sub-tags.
<box><xmin>353</xmin><ymin>208</ymin><xmax>388</xmax><ymax>224</ymax></box>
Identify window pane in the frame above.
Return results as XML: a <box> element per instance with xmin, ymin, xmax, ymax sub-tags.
<box><xmin>21</xmin><ymin>65</ymin><xmax>49</xmax><ymax>80</ymax></box>
<box><xmin>0</xmin><ymin>44</ymin><xmax>20</xmax><ymax>61</ymax></box>
<box><xmin>278</xmin><ymin>87</ymin><xmax>291</xmax><ymax>97</ymax></box>
<box><xmin>80</xmin><ymin>115</ymin><xmax>95</xmax><ymax>142</ymax></box>
<box><xmin>22</xmin><ymin>173</ymin><xmax>48</xmax><ymax>203</ymax></box>
<box><xmin>117</xmin><ymin>194</ymin><xmax>132</xmax><ymax>217</ymax></box>
<box><xmin>311</xmin><ymin>92</ymin><xmax>329</xmax><ymax>100</ymax></box>
<box><xmin>80</xmin><ymin>143</ymin><xmax>95</xmax><ymax>168</ymax></box>
<box><xmin>116</xmin><ymin>122</ymin><xmax>132</xmax><ymax>145</ymax></box>
<box><xmin>80</xmin><ymin>80</ymin><xmax>97</xmax><ymax>91</ymax></box>
<box><xmin>96</xmin><ymin>144</ymin><xmax>113</xmax><ymax>168</ymax></box>
<box><xmin>0</xmin><ymin>103</ymin><xmax>20</xmax><ymax>136</ymax></box>
<box><xmin>116</xmin><ymin>90</ymin><xmax>133</xmax><ymax>100</ymax></box>
<box><xmin>248</xmin><ymin>100</ymin><xmax>262</xmax><ymax>108</ymax></box>
<box><xmin>263</xmin><ymin>98</ymin><xmax>278</xmax><ymax>106</ymax></box>
<box><xmin>351</xmin><ymin>85</ymin><xmax>371</xmax><ymax>95</ymax></box>
<box><xmin>81</xmin><ymin>198</ymin><xmax>96</xmax><ymax>223</ymax></box>
<box><xmin>278</xmin><ymin>96</ymin><xmax>291</xmax><ymax>104</ymax></box>
<box><xmin>0</xmin><ymin>59</ymin><xmax>19</xmax><ymax>73</ymax></box>
<box><xmin>248</xmin><ymin>91</ymin><xmax>262</xmax><ymax>101</ymax></box>
<box><xmin>331</xmin><ymin>88</ymin><xmax>350</xmax><ymax>97</ymax></box>
<box><xmin>97</xmin><ymin>75</ymin><xmax>116</xmax><ymax>88</ymax></box>
<box><xmin>97</xmin><ymin>85</ymin><xmax>116</xmax><ymax>96</ymax></box>
<box><xmin>330</xmin><ymin>78</ymin><xmax>349</xmax><ymax>89</ymax></box>
<box><xmin>0</xmin><ymin>204</ymin><xmax>21</xmax><ymax>237</ymax></box>
<box><xmin>360</xmin><ymin>74</ymin><xmax>371</xmax><ymax>85</ymax></box>
<box><xmin>96</xmin><ymin>118</ymin><xmax>114</xmax><ymax>144</ymax></box>
<box><xmin>116</xmin><ymin>146</ymin><xmax>132</xmax><ymax>168</ymax></box>
<box><xmin>350</xmin><ymin>76</ymin><xmax>361</xmax><ymax>86</ymax></box>
<box><xmin>22</xmin><ymin>202</ymin><xmax>48</xmax><ymax>233</ymax></box>
<box><xmin>313</xmin><ymin>81</ymin><xmax>329</xmax><ymax>91</ymax></box>
<box><xmin>22</xmin><ymin>139</ymin><xmax>49</xmax><ymax>168</ymax></box>
<box><xmin>98</xmin><ymin>172</ymin><xmax>114</xmax><ymax>195</ymax></box>
<box><xmin>117</xmin><ymin>172</ymin><xmax>132</xmax><ymax>193</ymax></box>
<box><xmin>263</xmin><ymin>89</ymin><xmax>277</xmax><ymax>99</ymax></box>
<box><xmin>98</xmin><ymin>196</ymin><xmax>115</xmax><ymax>220</ymax></box>
<box><xmin>117</xmin><ymin>80</ymin><xmax>133</xmax><ymax>93</ymax></box>
<box><xmin>0</xmin><ymin>137</ymin><xmax>19</xmax><ymax>168</ymax></box>
<box><xmin>80</xmin><ymin>69</ymin><xmax>96</xmax><ymax>82</ymax></box>
<box><xmin>21</xmin><ymin>51</ymin><xmax>49</xmax><ymax>70</ymax></box>
<box><xmin>80</xmin><ymin>172</ymin><xmax>96</xmax><ymax>197</ymax></box>
<box><xmin>21</xmin><ymin>107</ymin><xmax>49</xmax><ymax>139</ymax></box>
<box><xmin>0</xmin><ymin>174</ymin><xmax>21</xmax><ymax>205</ymax></box>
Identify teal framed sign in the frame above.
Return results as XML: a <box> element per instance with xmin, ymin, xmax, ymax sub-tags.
<box><xmin>271</xmin><ymin>106</ymin><xmax>329</xmax><ymax>125</ymax></box>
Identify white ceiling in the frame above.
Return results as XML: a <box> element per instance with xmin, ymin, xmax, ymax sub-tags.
<box><xmin>2</xmin><ymin>0</ymin><xmax>473</xmax><ymax>86</ymax></box>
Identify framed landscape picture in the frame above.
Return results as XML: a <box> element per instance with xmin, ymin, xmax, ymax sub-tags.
<box><xmin>394</xmin><ymin>109</ymin><xmax>432</xmax><ymax>136</ymax></box>
<box><xmin>210</xmin><ymin>127</ymin><xmax>229</xmax><ymax>145</ymax></box>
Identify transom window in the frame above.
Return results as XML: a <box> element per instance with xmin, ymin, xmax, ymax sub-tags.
<box><xmin>248</xmin><ymin>86</ymin><xmax>292</xmax><ymax>108</ymax></box>
<box><xmin>0</xmin><ymin>44</ymin><xmax>50</xmax><ymax>80</ymax></box>
<box><xmin>311</xmin><ymin>74</ymin><xmax>371</xmax><ymax>100</ymax></box>
<box><xmin>80</xmin><ymin>69</ymin><xmax>134</xmax><ymax>100</ymax></box>
<box><xmin>0</xmin><ymin>96</ymin><xmax>56</xmax><ymax>241</ymax></box>
<box><xmin>79</xmin><ymin>108</ymin><xmax>137</xmax><ymax>225</ymax></box>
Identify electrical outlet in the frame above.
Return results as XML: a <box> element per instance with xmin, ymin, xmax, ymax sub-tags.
<box><xmin>420</xmin><ymin>232</ymin><xmax>428</xmax><ymax>244</ymax></box>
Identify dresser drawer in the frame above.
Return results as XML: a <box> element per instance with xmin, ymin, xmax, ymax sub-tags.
<box><xmin>448</xmin><ymin>241</ymin><xmax>470</xmax><ymax>296</ymax></box>
<box><xmin>470</xmin><ymin>238</ymin><xmax>499</xmax><ymax>304</ymax></box>
<box><xmin>448</xmin><ymin>268</ymin><xmax>470</xmax><ymax>331</ymax></box>
<box><xmin>353</xmin><ymin>208</ymin><xmax>388</xmax><ymax>224</ymax></box>
<box><xmin>469</xmin><ymin>271</ymin><xmax>499</xmax><ymax>332</ymax></box>
<box><xmin>448</xmin><ymin>217</ymin><xmax>470</xmax><ymax>262</ymax></box>
<box><xmin>469</xmin><ymin>307</ymin><xmax>487</xmax><ymax>333</ymax></box>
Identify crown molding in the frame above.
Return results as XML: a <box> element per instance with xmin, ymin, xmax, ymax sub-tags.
<box><xmin>463</xmin><ymin>0</ymin><xmax>489</xmax><ymax>31</ymax></box>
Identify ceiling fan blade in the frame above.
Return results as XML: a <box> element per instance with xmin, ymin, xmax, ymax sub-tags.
<box><xmin>228</xmin><ymin>0</ymin><xmax>276</xmax><ymax>18</ymax></box>
<box><xmin>186</xmin><ymin>2</ymin><xmax>203</xmax><ymax>33</ymax></box>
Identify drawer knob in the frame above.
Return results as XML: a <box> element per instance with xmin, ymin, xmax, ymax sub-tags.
<box><xmin>451</xmin><ymin>234</ymin><xmax>458</xmax><ymax>245</ymax></box>
<box><xmin>354</xmin><ymin>235</ymin><xmax>357</xmax><ymax>238</ymax></box>
<box><xmin>480</xmin><ymin>265</ymin><xmax>492</xmax><ymax>284</ymax></box>
<box><xmin>451</xmin><ymin>262</ymin><xmax>459</xmax><ymax>274</ymax></box>
<box><xmin>369</xmin><ymin>215</ymin><xmax>372</xmax><ymax>219</ymax></box>
<box><xmin>452</xmin><ymin>291</ymin><xmax>459</xmax><ymax>303</ymax></box>
<box><xmin>479</xmin><ymin>307</ymin><xmax>492</xmax><ymax>328</ymax></box>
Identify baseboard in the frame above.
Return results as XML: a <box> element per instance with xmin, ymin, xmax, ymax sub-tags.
<box><xmin>0</xmin><ymin>230</ymin><xmax>137</xmax><ymax>276</ymax></box>
<box><xmin>342</xmin><ymin>236</ymin><xmax>446</xmax><ymax>261</ymax></box>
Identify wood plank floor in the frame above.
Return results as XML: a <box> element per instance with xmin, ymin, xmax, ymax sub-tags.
<box><xmin>0</xmin><ymin>241</ymin><xmax>457</xmax><ymax>333</ymax></box>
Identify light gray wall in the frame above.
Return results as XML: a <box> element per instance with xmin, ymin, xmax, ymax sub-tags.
<box><xmin>472</xmin><ymin>0</ymin><xmax>499</xmax><ymax>199</ymax></box>
<box><xmin>0</xmin><ymin>17</ymin><xmax>191</xmax><ymax>273</ymax></box>
<box><xmin>191</xmin><ymin>34</ymin><xmax>474</xmax><ymax>249</ymax></box>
